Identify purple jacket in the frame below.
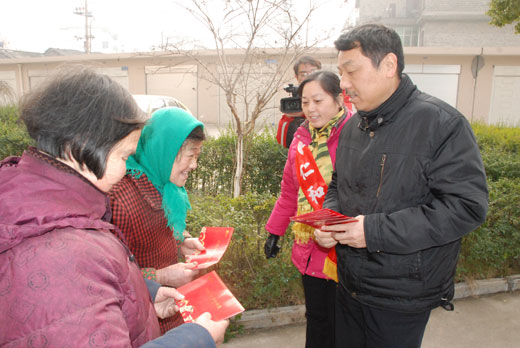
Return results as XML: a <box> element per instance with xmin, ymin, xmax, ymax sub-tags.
<box><xmin>0</xmin><ymin>151</ymin><xmax>215</xmax><ymax>348</ymax></box>
<box><xmin>265</xmin><ymin>113</ymin><xmax>351</xmax><ymax>279</ymax></box>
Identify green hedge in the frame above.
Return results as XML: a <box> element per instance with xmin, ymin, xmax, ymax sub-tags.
<box><xmin>186</xmin><ymin>193</ymin><xmax>303</xmax><ymax>309</ymax></box>
<box><xmin>0</xmin><ymin>105</ymin><xmax>33</xmax><ymax>159</ymax></box>
<box><xmin>456</xmin><ymin>124</ymin><xmax>520</xmax><ymax>281</ymax></box>
<box><xmin>473</xmin><ymin>123</ymin><xmax>520</xmax><ymax>181</ymax></box>
<box><xmin>186</xmin><ymin>129</ymin><xmax>288</xmax><ymax>195</ymax></box>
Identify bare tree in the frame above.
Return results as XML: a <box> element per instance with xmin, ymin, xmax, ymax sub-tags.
<box><xmin>166</xmin><ymin>0</ymin><xmax>322</xmax><ymax>197</ymax></box>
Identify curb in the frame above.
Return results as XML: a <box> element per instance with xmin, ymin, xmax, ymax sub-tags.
<box><xmin>236</xmin><ymin>275</ymin><xmax>520</xmax><ymax>330</ymax></box>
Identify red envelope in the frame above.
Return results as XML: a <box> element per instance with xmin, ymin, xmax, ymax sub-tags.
<box><xmin>186</xmin><ymin>227</ymin><xmax>234</xmax><ymax>269</ymax></box>
<box><xmin>176</xmin><ymin>271</ymin><xmax>245</xmax><ymax>322</ymax></box>
<box><xmin>290</xmin><ymin>208</ymin><xmax>357</xmax><ymax>229</ymax></box>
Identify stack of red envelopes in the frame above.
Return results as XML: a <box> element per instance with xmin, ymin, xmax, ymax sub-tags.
<box><xmin>177</xmin><ymin>227</ymin><xmax>244</xmax><ymax>322</ymax></box>
<box><xmin>176</xmin><ymin>271</ymin><xmax>245</xmax><ymax>323</ymax></box>
<box><xmin>290</xmin><ymin>208</ymin><xmax>357</xmax><ymax>229</ymax></box>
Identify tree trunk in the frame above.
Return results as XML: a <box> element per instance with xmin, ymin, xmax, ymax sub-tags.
<box><xmin>233</xmin><ymin>132</ymin><xmax>244</xmax><ymax>198</ymax></box>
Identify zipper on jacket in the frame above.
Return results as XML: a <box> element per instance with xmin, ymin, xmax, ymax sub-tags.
<box><xmin>376</xmin><ymin>154</ymin><xmax>387</xmax><ymax>197</ymax></box>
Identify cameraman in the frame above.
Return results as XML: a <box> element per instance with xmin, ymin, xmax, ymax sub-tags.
<box><xmin>276</xmin><ymin>56</ymin><xmax>321</xmax><ymax>148</ymax></box>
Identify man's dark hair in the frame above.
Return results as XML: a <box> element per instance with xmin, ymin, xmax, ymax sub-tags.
<box><xmin>293</xmin><ymin>56</ymin><xmax>322</xmax><ymax>75</ymax></box>
<box><xmin>298</xmin><ymin>70</ymin><xmax>342</xmax><ymax>102</ymax></box>
<box><xmin>20</xmin><ymin>65</ymin><xmax>146</xmax><ymax>179</ymax></box>
<box><xmin>334</xmin><ymin>24</ymin><xmax>404</xmax><ymax>77</ymax></box>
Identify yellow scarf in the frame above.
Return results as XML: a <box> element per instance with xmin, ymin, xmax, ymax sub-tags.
<box><xmin>293</xmin><ymin>110</ymin><xmax>344</xmax><ymax>244</ymax></box>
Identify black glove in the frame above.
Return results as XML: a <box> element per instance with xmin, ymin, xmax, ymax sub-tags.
<box><xmin>264</xmin><ymin>233</ymin><xmax>280</xmax><ymax>259</ymax></box>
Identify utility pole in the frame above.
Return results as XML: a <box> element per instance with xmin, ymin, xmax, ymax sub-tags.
<box><xmin>73</xmin><ymin>0</ymin><xmax>93</xmax><ymax>53</ymax></box>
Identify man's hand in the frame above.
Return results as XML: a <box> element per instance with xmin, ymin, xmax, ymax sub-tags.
<box><xmin>316</xmin><ymin>215</ymin><xmax>366</xmax><ymax>248</ymax></box>
<box><xmin>180</xmin><ymin>237</ymin><xmax>205</xmax><ymax>258</ymax></box>
<box><xmin>156</xmin><ymin>262</ymin><xmax>199</xmax><ymax>287</ymax></box>
<box><xmin>154</xmin><ymin>286</ymin><xmax>184</xmax><ymax>319</ymax></box>
<box><xmin>195</xmin><ymin>312</ymin><xmax>229</xmax><ymax>344</ymax></box>
<box><xmin>314</xmin><ymin>228</ymin><xmax>339</xmax><ymax>248</ymax></box>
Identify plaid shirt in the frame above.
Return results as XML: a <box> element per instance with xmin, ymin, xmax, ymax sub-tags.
<box><xmin>109</xmin><ymin>173</ymin><xmax>184</xmax><ymax>333</ymax></box>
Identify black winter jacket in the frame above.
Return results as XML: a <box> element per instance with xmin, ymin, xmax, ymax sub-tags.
<box><xmin>324</xmin><ymin>75</ymin><xmax>488</xmax><ymax>313</ymax></box>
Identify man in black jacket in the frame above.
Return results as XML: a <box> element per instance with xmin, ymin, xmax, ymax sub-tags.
<box><xmin>315</xmin><ymin>24</ymin><xmax>489</xmax><ymax>348</ymax></box>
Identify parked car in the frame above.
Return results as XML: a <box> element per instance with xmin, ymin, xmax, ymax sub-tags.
<box><xmin>133</xmin><ymin>94</ymin><xmax>192</xmax><ymax>117</ymax></box>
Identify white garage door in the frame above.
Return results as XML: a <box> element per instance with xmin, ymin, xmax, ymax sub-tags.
<box><xmin>27</xmin><ymin>67</ymin><xmax>129</xmax><ymax>91</ymax></box>
<box><xmin>404</xmin><ymin>64</ymin><xmax>460</xmax><ymax>108</ymax></box>
<box><xmin>489</xmin><ymin>66</ymin><xmax>520</xmax><ymax>126</ymax></box>
<box><xmin>97</xmin><ymin>67</ymin><xmax>129</xmax><ymax>90</ymax></box>
<box><xmin>145</xmin><ymin>65</ymin><xmax>197</xmax><ymax>116</ymax></box>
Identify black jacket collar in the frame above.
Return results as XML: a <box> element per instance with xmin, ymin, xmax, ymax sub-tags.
<box><xmin>357</xmin><ymin>74</ymin><xmax>416</xmax><ymax>132</ymax></box>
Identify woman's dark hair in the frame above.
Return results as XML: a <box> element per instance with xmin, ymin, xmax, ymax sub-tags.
<box><xmin>186</xmin><ymin>125</ymin><xmax>206</xmax><ymax>143</ymax></box>
<box><xmin>20</xmin><ymin>65</ymin><xmax>146</xmax><ymax>179</ymax></box>
<box><xmin>334</xmin><ymin>24</ymin><xmax>404</xmax><ymax>77</ymax></box>
<box><xmin>179</xmin><ymin>125</ymin><xmax>206</xmax><ymax>155</ymax></box>
<box><xmin>297</xmin><ymin>70</ymin><xmax>343</xmax><ymax>102</ymax></box>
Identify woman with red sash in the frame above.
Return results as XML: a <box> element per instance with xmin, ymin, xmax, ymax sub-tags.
<box><xmin>264</xmin><ymin>71</ymin><xmax>352</xmax><ymax>348</ymax></box>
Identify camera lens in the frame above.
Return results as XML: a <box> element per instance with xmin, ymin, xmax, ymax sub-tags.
<box><xmin>288</xmin><ymin>101</ymin><xmax>299</xmax><ymax>109</ymax></box>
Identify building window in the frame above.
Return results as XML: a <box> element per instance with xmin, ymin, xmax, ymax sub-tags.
<box><xmin>395</xmin><ymin>26</ymin><xmax>418</xmax><ymax>46</ymax></box>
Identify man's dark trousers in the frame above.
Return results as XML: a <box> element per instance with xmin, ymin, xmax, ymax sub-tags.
<box><xmin>335</xmin><ymin>285</ymin><xmax>431</xmax><ymax>348</ymax></box>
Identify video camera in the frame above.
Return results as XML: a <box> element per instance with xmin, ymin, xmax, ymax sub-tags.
<box><xmin>279</xmin><ymin>84</ymin><xmax>302</xmax><ymax>114</ymax></box>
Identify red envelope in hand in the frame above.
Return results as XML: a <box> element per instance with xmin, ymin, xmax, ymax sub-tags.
<box><xmin>290</xmin><ymin>208</ymin><xmax>357</xmax><ymax>229</ymax></box>
<box><xmin>186</xmin><ymin>227</ymin><xmax>234</xmax><ymax>269</ymax></box>
<box><xmin>176</xmin><ymin>271</ymin><xmax>245</xmax><ymax>322</ymax></box>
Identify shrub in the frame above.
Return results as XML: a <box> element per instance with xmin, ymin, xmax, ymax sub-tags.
<box><xmin>473</xmin><ymin>123</ymin><xmax>520</xmax><ymax>181</ymax></box>
<box><xmin>457</xmin><ymin>178</ymin><xmax>520</xmax><ymax>281</ymax></box>
<box><xmin>186</xmin><ymin>131</ymin><xmax>237</xmax><ymax>195</ymax></box>
<box><xmin>456</xmin><ymin>123</ymin><xmax>520</xmax><ymax>281</ymax></box>
<box><xmin>241</xmin><ymin>131</ymin><xmax>289</xmax><ymax>195</ymax></box>
<box><xmin>186</xmin><ymin>192</ymin><xmax>304</xmax><ymax>309</ymax></box>
<box><xmin>0</xmin><ymin>105</ymin><xmax>33</xmax><ymax>159</ymax></box>
<box><xmin>186</xmin><ymin>128</ymin><xmax>287</xmax><ymax>196</ymax></box>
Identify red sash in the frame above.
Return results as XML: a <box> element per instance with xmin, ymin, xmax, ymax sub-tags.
<box><xmin>294</xmin><ymin>141</ymin><xmax>338</xmax><ymax>281</ymax></box>
<box><xmin>294</xmin><ymin>141</ymin><xmax>327</xmax><ymax>210</ymax></box>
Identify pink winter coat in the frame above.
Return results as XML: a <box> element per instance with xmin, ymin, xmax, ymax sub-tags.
<box><xmin>0</xmin><ymin>150</ymin><xmax>161</xmax><ymax>347</ymax></box>
<box><xmin>265</xmin><ymin>112</ymin><xmax>351</xmax><ymax>279</ymax></box>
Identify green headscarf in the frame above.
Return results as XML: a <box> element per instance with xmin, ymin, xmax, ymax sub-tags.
<box><xmin>126</xmin><ymin>107</ymin><xmax>204</xmax><ymax>242</ymax></box>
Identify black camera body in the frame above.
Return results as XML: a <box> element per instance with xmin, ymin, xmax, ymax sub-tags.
<box><xmin>280</xmin><ymin>83</ymin><xmax>302</xmax><ymax>114</ymax></box>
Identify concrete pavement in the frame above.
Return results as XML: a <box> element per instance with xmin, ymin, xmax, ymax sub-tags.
<box><xmin>221</xmin><ymin>290</ymin><xmax>520</xmax><ymax>348</ymax></box>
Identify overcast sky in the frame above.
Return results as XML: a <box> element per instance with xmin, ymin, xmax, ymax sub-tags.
<box><xmin>0</xmin><ymin>0</ymin><xmax>356</xmax><ymax>53</ymax></box>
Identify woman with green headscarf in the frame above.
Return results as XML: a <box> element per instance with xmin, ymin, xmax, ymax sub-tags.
<box><xmin>109</xmin><ymin>107</ymin><xmax>206</xmax><ymax>334</ymax></box>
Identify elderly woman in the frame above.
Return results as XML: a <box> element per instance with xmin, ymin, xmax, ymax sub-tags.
<box><xmin>0</xmin><ymin>66</ymin><xmax>227</xmax><ymax>347</ymax></box>
<box><xmin>109</xmin><ymin>107</ymin><xmax>207</xmax><ymax>333</ymax></box>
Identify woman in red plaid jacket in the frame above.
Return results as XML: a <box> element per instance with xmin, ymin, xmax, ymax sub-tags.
<box><xmin>109</xmin><ymin>107</ymin><xmax>208</xmax><ymax>334</ymax></box>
